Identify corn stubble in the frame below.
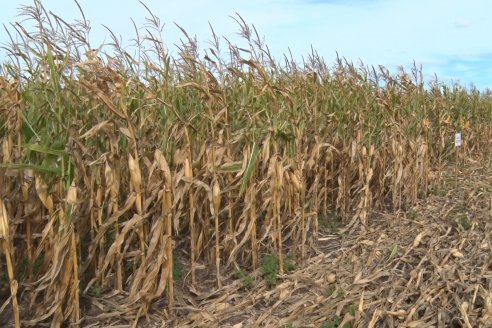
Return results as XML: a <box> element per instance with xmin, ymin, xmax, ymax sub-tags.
<box><xmin>0</xmin><ymin>1</ymin><xmax>492</xmax><ymax>326</ymax></box>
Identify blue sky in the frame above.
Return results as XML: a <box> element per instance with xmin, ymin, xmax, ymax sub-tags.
<box><xmin>1</xmin><ymin>0</ymin><xmax>491</xmax><ymax>90</ymax></box>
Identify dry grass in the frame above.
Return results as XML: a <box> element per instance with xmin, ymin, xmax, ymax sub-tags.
<box><xmin>0</xmin><ymin>1</ymin><xmax>492</xmax><ymax>327</ymax></box>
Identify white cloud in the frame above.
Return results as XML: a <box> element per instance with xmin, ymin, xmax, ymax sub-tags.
<box><xmin>455</xmin><ymin>18</ymin><xmax>472</xmax><ymax>28</ymax></box>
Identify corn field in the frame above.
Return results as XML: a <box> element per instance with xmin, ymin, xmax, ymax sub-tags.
<box><xmin>1</xmin><ymin>1</ymin><xmax>492</xmax><ymax>327</ymax></box>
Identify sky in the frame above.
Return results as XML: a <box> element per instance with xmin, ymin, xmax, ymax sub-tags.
<box><xmin>0</xmin><ymin>0</ymin><xmax>491</xmax><ymax>90</ymax></box>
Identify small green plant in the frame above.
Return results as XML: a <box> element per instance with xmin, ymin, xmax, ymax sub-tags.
<box><xmin>0</xmin><ymin>270</ymin><xmax>8</xmax><ymax>290</ymax></box>
<box><xmin>431</xmin><ymin>185</ymin><xmax>447</xmax><ymax>197</ymax></box>
<box><xmin>284</xmin><ymin>253</ymin><xmax>297</xmax><ymax>272</ymax></box>
<box><xmin>33</xmin><ymin>253</ymin><xmax>45</xmax><ymax>275</ymax></box>
<box><xmin>173</xmin><ymin>254</ymin><xmax>183</xmax><ymax>280</ymax></box>
<box><xmin>407</xmin><ymin>209</ymin><xmax>420</xmax><ymax>220</ymax></box>
<box><xmin>104</xmin><ymin>227</ymin><xmax>116</xmax><ymax>253</ymax></box>
<box><xmin>103</xmin><ymin>304</ymin><xmax>116</xmax><ymax>312</ymax></box>
<box><xmin>234</xmin><ymin>267</ymin><xmax>254</xmax><ymax>288</ymax></box>
<box><xmin>325</xmin><ymin>285</ymin><xmax>336</xmax><ymax>297</ymax></box>
<box><xmin>460</xmin><ymin>216</ymin><xmax>472</xmax><ymax>230</ymax></box>
<box><xmin>336</xmin><ymin>230</ymin><xmax>348</xmax><ymax>239</ymax></box>
<box><xmin>388</xmin><ymin>244</ymin><xmax>399</xmax><ymax>260</ymax></box>
<box><xmin>329</xmin><ymin>212</ymin><xmax>342</xmax><ymax>232</ymax></box>
<box><xmin>88</xmin><ymin>285</ymin><xmax>102</xmax><ymax>298</ymax></box>
<box><xmin>261</xmin><ymin>254</ymin><xmax>280</xmax><ymax>286</ymax></box>
<box><xmin>124</xmin><ymin>259</ymin><xmax>136</xmax><ymax>273</ymax></box>
<box><xmin>450</xmin><ymin>206</ymin><xmax>471</xmax><ymax>230</ymax></box>
<box><xmin>79</xmin><ymin>278</ymin><xmax>87</xmax><ymax>293</ymax></box>
<box><xmin>322</xmin><ymin>315</ymin><xmax>341</xmax><ymax>328</ymax></box>
<box><xmin>347</xmin><ymin>304</ymin><xmax>357</xmax><ymax>316</ymax></box>
<box><xmin>17</xmin><ymin>257</ymin><xmax>28</xmax><ymax>280</ymax></box>
<box><xmin>319</xmin><ymin>215</ymin><xmax>329</xmax><ymax>229</ymax></box>
<box><xmin>319</xmin><ymin>210</ymin><xmax>344</xmax><ymax>233</ymax></box>
<box><xmin>326</xmin><ymin>286</ymin><xmax>346</xmax><ymax>299</ymax></box>
<box><xmin>338</xmin><ymin>288</ymin><xmax>347</xmax><ymax>299</ymax></box>
<box><xmin>322</xmin><ymin>314</ymin><xmax>353</xmax><ymax>328</ymax></box>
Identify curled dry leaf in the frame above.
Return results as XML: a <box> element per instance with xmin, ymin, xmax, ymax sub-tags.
<box><xmin>0</xmin><ymin>199</ymin><xmax>9</xmax><ymax>239</ymax></box>
<box><xmin>413</xmin><ymin>232</ymin><xmax>424</xmax><ymax>247</ymax></box>
<box><xmin>128</xmin><ymin>154</ymin><xmax>142</xmax><ymax>194</ymax></box>
<box><xmin>184</xmin><ymin>158</ymin><xmax>193</xmax><ymax>179</ymax></box>
<box><xmin>35</xmin><ymin>176</ymin><xmax>53</xmax><ymax>213</ymax></box>
<box><xmin>290</xmin><ymin>172</ymin><xmax>302</xmax><ymax>191</ymax></box>
<box><xmin>66</xmin><ymin>182</ymin><xmax>77</xmax><ymax>205</ymax></box>
<box><xmin>213</xmin><ymin>180</ymin><xmax>221</xmax><ymax>213</ymax></box>
<box><xmin>326</xmin><ymin>273</ymin><xmax>336</xmax><ymax>284</ymax></box>
<box><xmin>360</xmin><ymin>240</ymin><xmax>375</xmax><ymax>246</ymax></box>
<box><xmin>396</xmin><ymin>309</ymin><xmax>407</xmax><ymax>320</ymax></box>
<box><xmin>451</xmin><ymin>249</ymin><xmax>464</xmax><ymax>258</ymax></box>
<box><xmin>386</xmin><ymin>309</ymin><xmax>407</xmax><ymax>320</ymax></box>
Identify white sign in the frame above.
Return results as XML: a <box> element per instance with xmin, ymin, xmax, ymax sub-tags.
<box><xmin>455</xmin><ymin>133</ymin><xmax>462</xmax><ymax>147</ymax></box>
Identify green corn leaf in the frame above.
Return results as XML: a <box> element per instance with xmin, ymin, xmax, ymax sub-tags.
<box><xmin>23</xmin><ymin>143</ymin><xmax>67</xmax><ymax>157</ymax></box>
<box><xmin>239</xmin><ymin>142</ymin><xmax>259</xmax><ymax>196</ymax></box>
<box><xmin>220</xmin><ymin>162</ymin><xmax>243</xmax><ymax>172</ymax></box>
<box><xmin>0</xmin><ymin>162</ymin><xmax>62</xmax><ymax>175</ymax></box>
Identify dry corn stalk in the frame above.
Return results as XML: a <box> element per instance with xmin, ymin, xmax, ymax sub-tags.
<box><xmin>274</xmin><ymin>159</ymin><xmax>284</xmax><ymax>274</ymax></box>
<box><xmin>250</xmin><ymin>182</ymin><xmax>258</xmax><ymax>269</ymax></box>
<box><xmin>104</xmin><ymin>160</ymin><xmax>123</xmax><ymax>289</ymax></box>
<box><xmin>184</xmin><ymin>157</ymin><xmax>197</xmax><ymax>285</ymax></box>
<box><xmin>65</xmin><ymin>181</ymin><xmax>80</xmax><ymax>325</ymax></box>
<box><xmin>21</xmin><ymin>169</ymin><xmax>34</xmax><ymax>279</ymax></box>
<box><xmin>213</xmin><ymin>179</ymin><xmax>222</xmax><ymax>287</ymax></box>
<box><xmin>0</xmin><ymin>198</ymin><xmax>20</xmax><ymax>328</ymax></box>
<box><xmin>129</xmin><ymin>153</ymin><xmax>146</xmax><ymax>260</ymax></box>
<box><xmin>155</xmin><ymin>150</ymin><xmax>174</xmax><ymax>308</ymax></box>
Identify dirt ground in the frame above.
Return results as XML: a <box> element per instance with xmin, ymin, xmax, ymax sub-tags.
<box><xmin>9</xmin><ymin>158</ymin><xmax>492</xmax><ymax>328</ymax></box>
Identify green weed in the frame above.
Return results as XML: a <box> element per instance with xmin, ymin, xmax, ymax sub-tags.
<box><xmin>284</xmin><ymin>253</ymin><xmax>297</xmax><ymax>272</ymax></box>
<box><xmin>407</xmin><ymin>209</ymin><xmax>420</xmax><ymax>220</ymax></box>
<box><xmin>261</xmin><ymin>254</ymin><xmax>280</xmax><ymax>286</ymax></box>
<box><xmin>234</xmin><ymin>267</ymin><xmax>254</xmax><ymax>288</ymax></box>
<box><xmin>348</xmin><ymin>304</ymin><xmax>357</xmax><ymax>316</ymax></box>
<box><xmin>322</xmin><ymin>313</ymin><xmax>353</xmax><ymax>328</ymax></box>
<box><xmin>322</xmin><ymin>315</ymin><xmax>341</xmax><ymax>328</ymax></box>
<box><xmin>173</xmin><ymin>254</ymin><xmax>183</xmax><ymax>281</ymax></box>
<box><xmin>87</xmin><ymin>285</ymin><xmax>102</xmax><ymax>298</ymax></box>
<box><xmin>103</xmin><ymin>304</ymin><xmax>116</xmax><ymax>312</ymax></box>
<box><xmin>325</xmin><ymin>285</ymin><xmax>336</xmax><ymax>297</ymax></box>
<box><xmin>460</xmin><ymin>216</ymin><xmax>472</xmax><ymax>230</ymax></box>
<box><xmin>388</xmin><ymin>245</ymin><xmax>399</xmax><ymax>260</ymax></box>
<box><xmin>0</xmin><ymin>270</ymin><xmax>7</xmax><ymax>290</ymax></box>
